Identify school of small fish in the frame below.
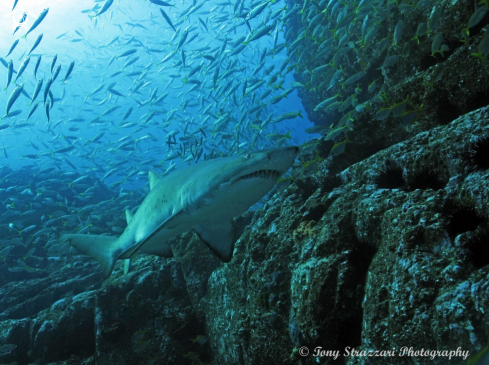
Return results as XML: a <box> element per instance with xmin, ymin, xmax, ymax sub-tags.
<box><xmin>0</xmin><ymin>0</ymin><xmax>317</xmax><ymax>274</ymax></box>
<box><xmin>0</xmin><ymin>164</ymin><xmax>149</xmax><ymax>273</ymax></box>
<box><xmin>0</xmin><ymin>0</ymin><xmax>311</xmax><ymax>183</ymax></box>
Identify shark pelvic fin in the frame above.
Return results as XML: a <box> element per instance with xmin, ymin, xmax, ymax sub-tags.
<box><xmin>120</xmin><ymin>210</ymin><xmax>185</xmax><ymax>259</ymax></box>
<box><xmin>60</xmin><ymin>234</ymin><xmax>119</xmax><ymax>279</ymax></box>
<box><xmin>194</xmin><ymin>222</ymin><xmax>235</xmax><ymax>262</ymax></box>
<box><xmin>148</xmin><ymin>170</ymin><xmax>162</xmax><ymax>190</ymax></box>
<box><xmin>124</xmin><ymin>259</ymin><xmax>131</xmax><ymax>275</ymax></box>
<box><xmin>125</xmin><ymin>209</ymin><xmax>134</xmax><ymax>224</ymax></box>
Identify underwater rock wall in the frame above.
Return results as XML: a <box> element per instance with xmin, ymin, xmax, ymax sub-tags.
<box><xmin>193</xmin><ymin>105</ymin><xmax>489</xmax><ymax>365</ymax></box>
<box><xmin>0</xmin><ymin>253</ymin><xmax>212</xmax><ymax>364</ymax></box>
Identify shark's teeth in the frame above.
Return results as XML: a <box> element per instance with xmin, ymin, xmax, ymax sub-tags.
<box><xmin>237</xmin><ymin>169</ymin><xmax>281</xmax><ymax>181</ymax></box>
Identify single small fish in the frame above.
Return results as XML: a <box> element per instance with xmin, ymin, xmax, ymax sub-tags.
<box><xmin>303</xmin><ymin>153</ymin><xmax>325</xmax><ymax>177</ymax></box>
<box><xmin>330</xmin><ymin>137</ymin><xmax>350</xmax><ymax>156</ymax></box>
<box><xmin>190</xmin><ymin>335</ymin><xmax>208</xmax><ymax>345</ymax></box>
<box><xmin>27</xmin><ymin>102</ymin><xmax>39</xmax><ymax>120</ymax></box>
<box><xmin>123</xmin><ymin>56</ymin><xmax>139</xmax><ymax>68</ymax></box>
<box><xmin>379</xmin><ymin>55</ymin><xmax>399</xmax><ymax>70</ymax></box>
<box><xmin>5</xmin><ymin>60</ymin><xmax>13</xmax><ymax>90</ymax></box>
<box><xmin>45</xmin><ymin>102</ymin><xmax>50</xmax><ymax>123</ymax></box>
<box><xmin>182</xmin><ymin>352</ymin><xmax>200</xmax><ymax>361</ymax></box>
<box><xmin>150</xmin><ymin>0</ymin><xmax>174</xmax><ymax>6</ymax></box>
<box><xmin>91</xmin><ymin>0</ymin><xmax>114</xmax><ymax>17</ymax></box>
<box><xmin>116</xmin><ymin>48</ymin><xmax>137</xmax><ymax>58</ymax></box>
<box><xmin>108</xmin><ymin>88</ymin><xmax>124</xmax><ymax>97</ymax></box>
<box><xmin>15</xmin><ymin>56</ymin><xmax>32</xmax><ymax>84</ymax></box>
<box><xmin>54</xmin><ymin>145</ymin><xmax>75</xmax><ymax>154</ymax></box>
<box><xmin>0</xmin><ymin>344</ymin><xmax>17</xmax><ymax>353</ymax></box>
<box><xmin>428</xmin><ymin>5</ymin><xmax>441</xmax><ymax>32</ymax></box>
<box><xmin>393</xmin><ymin>20</ymin><xmax>403</xmax><ymax>46</ymax></box>
<box><xmin>63</xmin><ymin>61</ymin><xmax>75</xmax><ymax>82</ymax></box>
<box><xmin>2</xmin><ymin>110</ymin><xmax>22</xmax><ymax>119</ymax></box>
<box><xmin>428</xmin><ymin>63</ymin><xmax>444</xmax><ymax>88</ymax></box>
<box><xmin>31</xmin><ymin>78</ymin><xmax>43</xmax><ymax>104</ymax></box>
<box><xmin>431</xmin><ymin>32</ymin><xmax>443</xmax><ymax>57</ymax></box>
<box><xmin>198</xmin><ymin>17</ymin><xmax>208</xmax><ymax>32</ymax></box>
<box><xmin>23</xmin><ymin>8</ymin><xmax>49</xmax><ymax>39</ymax></box>
<box><xmin>43</xmin><ymin>78</ymin><xmax>53</xmax><ymax>103</ymax></box>
<box><xmin>21</xmin><ymin>224</ymin><xmax>37</xmax><ymax>232</ymax></box>
<box><xmin>6</xmin><ymin>39</ymin><xmax>19</xmax><ymax>57</ymax></box>
<box><xmin>472</xmin><ymin>32</ymin><xmax>489</xmax><ymax>62</ymax></box>
<box><xmin>411</xmin><ymin>23</ymin><xmax>427</xmax><ymax>44</ymax></box>
<box><xmin>50</xmin><ymin>54</ymin><xmax>57</xmax><ymax>73</ymax></box>
<box><xmin>6</xmin><ymin>84</ymin><xmax>23</xmax><ymax>117</ymax></box>
<box><xmin>34</xmin><ymin>56</ymin><xmax>41</xmax><ymax>77</ymax></box>
<box><xmin>325</xmin><ymin>125</ymin><xmax>350</xmax><ymax>141</ymax></box>
<box><xmin>28</xmin><ymin>34</ymin><xmax>43</xmax><ymax>55</ymax></box>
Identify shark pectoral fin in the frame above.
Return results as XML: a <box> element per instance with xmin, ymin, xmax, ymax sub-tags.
<box><xmin>193</xmin><ymin>222</ymin><xmax>235</xmax><ymax>262</ymax></box>
<box><xmin>124</xmin><ymin>258</ymin><xmax>131</xmax><ymax>275</ymax></box>
<box><xmin>60</xmin><ymin>234</ymin><xmax>119</xmax><ymax>279</ymax></box>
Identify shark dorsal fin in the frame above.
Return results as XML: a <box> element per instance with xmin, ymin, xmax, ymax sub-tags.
<box><xmin>148</xmin><ymin>170</ymin><xmax>161</xmax><ymax>190</ymax></box>
<box><xmin>193</xmin><ymin>222</ymin><xmax>235</xmax><ymax>262</ymax></box>
<box><xmin>125</xmin><ymin>209</ymin><xmax>134</xmax><ymax>224</ymax></box>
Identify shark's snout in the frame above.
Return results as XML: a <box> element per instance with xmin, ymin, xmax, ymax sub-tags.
<box><xmin>267</xmin><ymin>145</ymin><xmax>299</xmax><ymax>156</ymax></box>
<box><xmin>230</xmin><ymin>146</ymin><xmax>299</xmax><ymax>185</ymax></box>
<box><xmin>268</xmin><ymin>145</ymin><xmax>300</xmax><ymax>158</ymax></box>
<box><xmin>266</xmin><ymin>145</ymin><xmax>300</xmax><ymax>170</ymax></box>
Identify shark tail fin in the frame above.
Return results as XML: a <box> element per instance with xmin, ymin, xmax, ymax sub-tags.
<box><xmin>60</xmin><ymin>234</ymin><xmax>119</xmax><ymax>279</ymax></box>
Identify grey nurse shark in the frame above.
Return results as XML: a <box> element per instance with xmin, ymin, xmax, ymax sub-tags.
<box><xmin>61</xmin><ymin>146</ymin><xmax>299</xmax><ymax>279</ymax></box>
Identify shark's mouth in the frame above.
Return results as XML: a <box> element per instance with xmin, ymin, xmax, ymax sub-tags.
<box><xmin>236</xmin><ymin>169</ymin><xmax>282</xmax><ymax>181</ymax></box>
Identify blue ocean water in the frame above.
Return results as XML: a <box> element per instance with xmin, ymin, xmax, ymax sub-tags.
<box><xmin>0</xmin><ymin>0</ymin><xmax>316</xmax><ymax>190</ymax></box>
<box><xmin>0</xmin><ymin>0</ymin><xmax>317</xmax><ymax>302</ymax></box>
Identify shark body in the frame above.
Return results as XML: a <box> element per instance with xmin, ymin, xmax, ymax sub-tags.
<box><xmin>61</xmin><ymin>146</ymin><xmax>299</xmax><ymax>278</ymax></box>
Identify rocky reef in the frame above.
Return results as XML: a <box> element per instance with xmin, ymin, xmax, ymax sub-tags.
<box><xmin>1</xmin><ymin>105</ymin><xmax>489</xmax><ymax>364</ymax></box>
<box><xmin>197</xmin><ymin>106</ymin><xmax>489</xmax><ymax>365</ymax></box>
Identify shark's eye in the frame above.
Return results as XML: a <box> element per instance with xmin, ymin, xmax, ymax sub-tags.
<box><xmin>244</xmin><ymin>154</ymin><xmax>250</xmax><ymax>160</ymax></box>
